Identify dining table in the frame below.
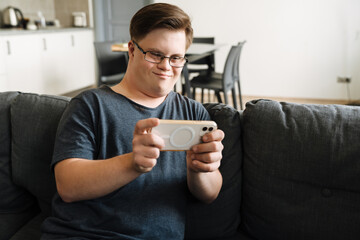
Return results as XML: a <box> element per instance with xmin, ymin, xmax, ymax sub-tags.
<box><xmin>111</xmin><ymin>42</ymin><xmax>224</xmax><ymax>99</ymax></box>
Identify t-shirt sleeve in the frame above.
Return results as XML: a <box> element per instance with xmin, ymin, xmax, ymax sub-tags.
<box><xmin>194</xmin><ymin>100</ymin><xmax>211</xmax><ymax>121</ymax></box>
<box><xmin>51</xmin><ymin>97</ymin><xmax>97</xmax><ymax>170</ymax></box>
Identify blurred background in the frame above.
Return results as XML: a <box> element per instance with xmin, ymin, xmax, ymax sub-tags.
<box><xmin>1</xmin><ymin>0</ymin><xmax>359</xmax><ymax>105</ymax></box>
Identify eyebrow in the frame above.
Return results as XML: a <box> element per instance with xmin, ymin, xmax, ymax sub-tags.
<box><xmin>147</xmin><ymin>48</ymin><xmax>185</xmax><ymax>57</ymax></box>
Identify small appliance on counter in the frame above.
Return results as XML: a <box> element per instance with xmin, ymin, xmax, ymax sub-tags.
<box><xmin>2</xmin><ymin>6</ymin><xmax>25</xmax><ymax>28</ymax></box>
<box><xmin>72</xmin><ymin>12</ymin><xmax>87</xmax><ymax>27</ymax></box>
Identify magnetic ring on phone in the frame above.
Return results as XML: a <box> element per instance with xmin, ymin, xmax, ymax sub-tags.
<box><xmin>170</xmin><ymin>126</ymin><xmax>195</xmax><ymax>148</ymax></box>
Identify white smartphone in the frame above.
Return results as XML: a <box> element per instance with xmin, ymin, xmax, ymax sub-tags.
<box><xmin>151</xmin><ymin>120</ymin><xmax>217</xmax><ymax>151</ymax></box>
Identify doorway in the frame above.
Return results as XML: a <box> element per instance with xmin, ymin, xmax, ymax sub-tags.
<box><xmin>93</xmin><ymin>0</ymin><xmax>151</xmax><ymax>42</ymax></box>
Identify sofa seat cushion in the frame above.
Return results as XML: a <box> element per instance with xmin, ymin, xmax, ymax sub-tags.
<box><xmin>241</xmin><ymin>100</ymin><xmax>360</xmax><ymax>240</ymax></box>
<box><xmin>9</xmin><ymin>213</ymin><xmax>46</xmax><ymax>240</ymax></box>
<box><xmin>185</xmin><ymin>103</ymin><xmax>243</xmax><ymax>240</ymax></box>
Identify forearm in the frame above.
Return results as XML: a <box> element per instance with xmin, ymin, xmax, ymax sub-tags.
<box><xmin>55</xmin><ymin>153</ymin><xmax>141</xmax><ymax>203</ymax></box>
<box><xmin>187</xmin><ymin>169</ymin><xmax>223</xmax><ymax>204</ymax></box>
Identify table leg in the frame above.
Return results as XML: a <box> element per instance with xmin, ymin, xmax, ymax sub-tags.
<box><xmin>182</xmin><ymin>64</ymin><xmax>193</xmax><ymax>99</ymax></box>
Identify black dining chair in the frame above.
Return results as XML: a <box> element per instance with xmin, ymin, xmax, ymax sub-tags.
<box><xmin>94</xmin><ymin>41</ymin><xmax>128</xmax><ymax>87</ymax></box>
<box><xmin>190</xmin><ymin>41</ymin><xmax>246</xmax><ymax>110</ymax></box>
<box><xmin>181</xmin><ymin>37</ymin><xmax>215</xmax><ymax>96</ymax></box>
<box><xmin>188</xmin><ymin>37</ymin><xmax>215</xmax><ymax>75</ymax></box>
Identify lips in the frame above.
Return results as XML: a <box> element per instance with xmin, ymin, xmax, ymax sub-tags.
<box><xmin>153</xmin><ymin>72</ymin><xmax>172</xmax><ymax>79</ymax></box>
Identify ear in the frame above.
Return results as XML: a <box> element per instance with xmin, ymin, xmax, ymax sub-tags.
<box><xmin>128</xmin><ymin>41</ymin><xmax>135</xmax><ymax>57</ymax></box>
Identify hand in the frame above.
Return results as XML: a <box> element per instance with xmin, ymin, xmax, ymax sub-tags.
<box><xmin>186</xmin><ymin>129</ymin><xmax>225</xmax><ymax>173</ymax></box>
<box><xmin>132</xmin><ymin>118</ymin><xmax>165</xmax><ymax>173</ymax></box>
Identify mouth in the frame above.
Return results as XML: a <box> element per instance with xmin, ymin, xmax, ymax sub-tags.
<box><xmin>153</xmin><ymin>72</ymin><xmax>172</xmax><ymax>79</ymax></box>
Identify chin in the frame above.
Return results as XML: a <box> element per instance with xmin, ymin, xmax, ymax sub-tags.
<box><xmin>152</xmin><ymin>86</ymin><xmax>173</xmax><ymax>97</ymax></box>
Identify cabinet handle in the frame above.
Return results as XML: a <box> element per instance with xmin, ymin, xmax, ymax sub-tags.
<box><xmin>43</xmin><ymin>38</ymin><xmax>47</xmax><ymax>51</ymax></box>
<box><xmin>6</xmin><ymin>41</ymin><xmax>11</xmax><ymax>55</ymax></box>
<box><xmin>71</xmin><ymin>35</ymin><xmax>75</xmax><ymax>47</ymax></box>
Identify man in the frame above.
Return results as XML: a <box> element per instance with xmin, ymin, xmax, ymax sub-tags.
<box><xmin>41</xmin><ymin>3</ymin><xmax>224</xmax><ymax>239</ymax></box>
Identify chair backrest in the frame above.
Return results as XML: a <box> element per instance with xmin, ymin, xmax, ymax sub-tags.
<box><xmin>193</xmin><ymin>37</ymin><xmax>215</xmax><ymax>44</ymax></box>
<box><xmin>94</xmin><ymin>41</ymin><xmax>128</xmax><ymax>86</ymax></box>
<box><xmin>191</xmin><ymin>37</ymin><xmax>215</xmax><ymax>66</ymax></box>
<box><xmin>222</xmin><ymin>41</ymin><xmax>246</xmax><ymax>90</ymax></box>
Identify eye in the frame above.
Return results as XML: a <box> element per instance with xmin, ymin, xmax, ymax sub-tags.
<box><xmin>148</xmin><ymin>52</ymin><xmax>163</xmax><ymax>59</ymax></box>
<box><xmin>170</xmin><ymin>56</ymin><xmax>183</xmax><ymax>62</ymax></box>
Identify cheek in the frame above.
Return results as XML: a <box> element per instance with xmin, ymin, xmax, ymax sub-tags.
<box><xmin>173</xmin><ymin>68</ymin><xmax>183</xmax><ymax>78</ymax></box>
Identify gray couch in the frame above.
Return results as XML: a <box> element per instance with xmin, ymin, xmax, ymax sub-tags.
<box><xmin>1</xmin><ymin>91</ymin><xmax>359</xmax><ymax>240</ymax></box>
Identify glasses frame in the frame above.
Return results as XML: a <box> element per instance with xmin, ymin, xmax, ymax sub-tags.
<box><xmin>132</xmin><ymin>40</ymin><xmax>188</xmax><ymax>68</ymax></box>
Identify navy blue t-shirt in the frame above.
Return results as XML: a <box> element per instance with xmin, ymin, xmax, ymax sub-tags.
<box><xmin>41</xmin><ymin>86</ymin><xmax>210</xmax><ymax>239</ymax></box>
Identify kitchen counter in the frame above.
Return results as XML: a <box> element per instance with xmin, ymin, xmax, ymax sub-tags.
<box><xmin>0</xmin><ymin>27</ymin><xmax>93</xmax><ymax>36</ymax></box>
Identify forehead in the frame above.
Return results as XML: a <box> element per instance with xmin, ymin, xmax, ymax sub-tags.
<box><xmin>139</xmin><ymin>28</ymin><xmax>187</xmax><ymax>54</ymax></box>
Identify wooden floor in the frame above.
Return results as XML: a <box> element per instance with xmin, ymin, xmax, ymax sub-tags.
<box><xmin>192</xmin><ymin>90</ymin><xmax>358</xmax><ymax>110</ymax></box>
<box><xmin>62</xmin><ymin>85</ymin><xmax>359</xmax><ymax>110</ymax></box>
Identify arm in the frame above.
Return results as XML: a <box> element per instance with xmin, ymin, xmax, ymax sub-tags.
<box><xmin>55</xmin><ymin>118</ymin><xmax>164</xmax><ymax>203</ymax></box>
<box><xmin>186</xmin><ymin>129</ymin><xmax>225</xmax><ymax>203</ymax></box>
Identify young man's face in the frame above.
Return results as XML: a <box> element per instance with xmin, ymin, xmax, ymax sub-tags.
<box><xmin>128</xmin><ymin>28</ymin><xmax>187</xmax><ymax>98</ymax></box>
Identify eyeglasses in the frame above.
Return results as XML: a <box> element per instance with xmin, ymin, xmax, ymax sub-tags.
<box><xmin>133</xmin><ymin>41</ymin><xmax>188</xmax><ymax>68</ymax></box>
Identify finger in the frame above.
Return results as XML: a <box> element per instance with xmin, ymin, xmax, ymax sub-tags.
<box><xmin>133</xmin><ymin>144</ymin><xmax>161</xmax><ymax>159</ymax></box>
<box><xmin>133</xmin><ymin>133</ymin><xmax>165</xmax><ymax>150</ymax></box>
<box><xmin>189</xmin><ymin>158</ymin><xmax>221</xmax><ymax>173</ymax></box>
<box><xmin>134</xmin><ymin>158</ymin><xmax>157</xmax><ymax>173</ymax></box>
<box><xmin>192</xmin><ymin>141</ymin><xmax>223</xmax><ymax>154</ymax></box>
<box><xmin>134</xmin><ymin>118</ymin><xmax>160</xmax><ymax>135</ymax></box>
<box><xmin>190</xmin><ymin>151</ymin><xmax>222</xmax><ymax>164</ymax></box>
<box><xmin>202</xmin><ymin>129</ymin><xmax>225</xmax><ymax>143</ymax></box>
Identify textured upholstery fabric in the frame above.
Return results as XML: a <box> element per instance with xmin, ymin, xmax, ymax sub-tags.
<box><xmin>185</xmin><ymin>103</ymin><xmax>243</xmax><ymax>240</ymax></box>
<box><xmin>10</xmin><ymin>93</ymin><xmax>70</xmax><ymax>216</ymax></box>
<box><xmin>9</xmin><ymin>213</ymin><xmax>46</xmax><ymax>240</ymax></box>
<box><xmin>0</xmin><ymin>92</ymin><xmax>35</xmax><ymax>213</ymax></box>
<box><xmin>0</xmin><ymin>92</ymin><xmax>40</xmax><ymax>240</ymax></box>
<box><xmin>241</xmin><ymin>100</ymin><xmax>360</xmax><ymax>240</ymax></box>
<box><xmin>3</xmin><ymin>92</ymin><xmax>360</xmax><ymax>240</ymax></box>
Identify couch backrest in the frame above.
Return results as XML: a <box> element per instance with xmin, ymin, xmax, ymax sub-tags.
<box><xmin>0</xmin><ymin>92</ymin><xmax>35</xmax><ymax>214</ymax></box>
<box><xmin>241</xmin><ymin>99</ymin><xmax>360</xmax><ymax>240</ymax></box>
<box><xmin>10</xmin><ymin>93</ymin><xmax>70</xmax><ymax>215</ymax></box>
<box><xmin>185</xmin><ymin>103</ymin><xmax>243</xmax><ymax>239</ymax></box>
<box><xmin>0</xmin><ymin>92</ymin><xmax>70</xmax><ymax>218</ymax></box>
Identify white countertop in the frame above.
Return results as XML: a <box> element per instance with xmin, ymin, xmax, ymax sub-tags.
<box><xmin>0</xmin><ymin>27</ymin><xmax>93</xmax><ymax>36</ymax></box>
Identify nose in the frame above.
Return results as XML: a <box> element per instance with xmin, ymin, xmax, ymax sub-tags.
<box><xmin>157</xmin><ymin>57</ymin><xmax>172</xmax><ymax>70</ymax></box>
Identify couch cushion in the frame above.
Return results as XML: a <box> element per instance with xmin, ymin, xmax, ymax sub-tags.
<box><xmin>0</xmin><ymin>92</ymin><xmax>40</xmax><ymax>240</ymax></box>
<box><xmin>241</xmin><ymin>100</ymin><xmax>360</xmax><ymax>240</ymax></box>
<box><xmin>9</xmin><ymin>213</ymin><xmax>46</xmax><ymax>240</ymax></box>
<box><xmin>185</xmin><ymin>103</ymin><xmax>243</xmax><ymax>240</ymax></box>
<box><xmin>11</xmin><ymin>93</ymin><xmax>70</xmax><ymax>216</ymax></box>
<box><xmin>0</xmin><ymin>92</ymin><xmax>36</xmax><ymax>213</ymax></box>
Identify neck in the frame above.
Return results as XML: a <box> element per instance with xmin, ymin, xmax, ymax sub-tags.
<box><xmin>111</xmin><ymin>78</ymin><xmax>168</xmax><ymax>108</ymax></box>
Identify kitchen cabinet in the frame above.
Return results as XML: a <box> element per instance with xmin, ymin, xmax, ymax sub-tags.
<box><xmin>0</xmin><ymin>29</ymin><xmax>95</xmax><ymax>95</ymax></box>
<box><xmin>0</xmin><ymin>37</ymin><xmax>7</xmax><ymax>90</ymax></box>
<box><xmin>2</xmin><ymin>34</ymin><xmax>43</xmax><ymax>93</ymax></box>
<box><xmin>58</xmin><ymin>31</ymin><xmax>96</xmax><ymax>94</ymax></box>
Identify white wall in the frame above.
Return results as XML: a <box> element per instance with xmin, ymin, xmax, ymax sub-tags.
<box><xmin>155</xmin><ymin>0</ymin><xmax>360</xmax><ymax>100</ymax></box>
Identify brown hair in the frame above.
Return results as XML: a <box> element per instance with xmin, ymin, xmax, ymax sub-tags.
<box><xmin>130</xmin><ymin>3</ymin><xmax>193</xmax><ymax>48</ymax></box>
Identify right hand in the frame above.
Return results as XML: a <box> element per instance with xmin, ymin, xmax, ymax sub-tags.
<box><xmin>132</xmin><ymin>118</ymin><xmax>165</xmax><ymax>173</ymax></box>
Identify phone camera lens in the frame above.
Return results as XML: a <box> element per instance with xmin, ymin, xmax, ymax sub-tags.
<box><xmin>202</xmin><ymin>127</ymin><xmax>208</xmax><ymax>131</ymax></box>
<box><xmin>209</xmin><ymin>127</ymin><xmax>213</xmax><ymax>131</ymax></box>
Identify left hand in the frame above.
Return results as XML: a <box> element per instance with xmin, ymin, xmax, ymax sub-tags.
<box><xmin>186</xmin><ymin>129</ymin><xmax>225</xmax><ymax>173</ymax></box>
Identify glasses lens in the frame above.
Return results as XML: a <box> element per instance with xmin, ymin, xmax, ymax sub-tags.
<box><xmin>144</xmin><ymin>51</ymin><xmax>186</xmax><ymax>67</ymax></box>
<box><xmin>145</xmin><ymin>52</ymin><xmax>162</xmax><ymax>63</ymax></box>
<box><xmin>170</xmin><ymin>57</ymin><xmax>186</xmax><ymax>67</ymax></box>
